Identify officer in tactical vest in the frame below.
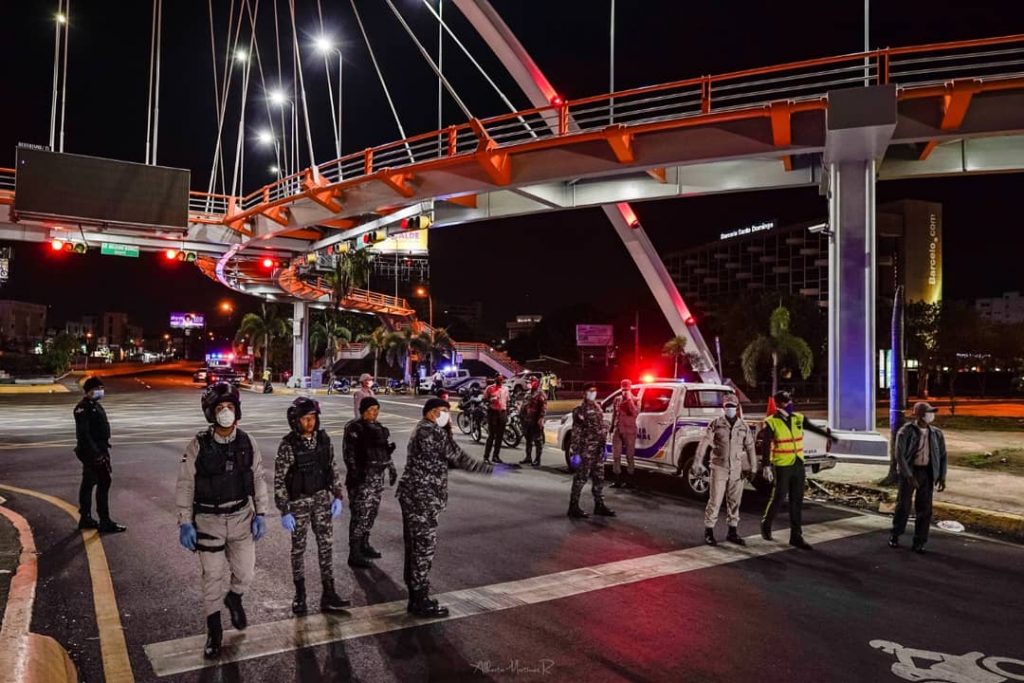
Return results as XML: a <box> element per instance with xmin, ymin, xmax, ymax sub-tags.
<box><xmin>73</xmin><ymin>377</ymin><xmax>127</xmax><ymax>533</ymax></box>
<box><xmin>567</xmin><ymin>384</ymin><xmax>616</xmax><ymax>519</ymax></box>
<box><xmin>759</xmin><ymin>390</ymin><xmax>833</xmax><ymax>550</ymax></box>
<box><xmin>176</xmin><ymin>383</ymin><xmax>269</xmax><ymax>658</ymax></box>
<box><xmin>274</xmin><ymin>397</ymin><xmax>350</xmax><ymax>615</ymax></box>
<box><xmin>343</xmin><ymin>396</ymin><xmax>397</xmax><ymax>568</ymax></box>
<box><xmin>398</xmin><ymin>397</ymin><xmax>500</xmax><ymax>618</ymax></box>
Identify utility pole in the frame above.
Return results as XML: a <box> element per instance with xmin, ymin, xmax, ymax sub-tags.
<box><xmin>633</xmin><ymin>310</ymin><xmax>639</xmax><ymax>370</ymax></box>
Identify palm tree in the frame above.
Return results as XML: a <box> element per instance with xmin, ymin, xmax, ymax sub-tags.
<box><xmin>428</xmin><ymin>327</ymin><xmax>455</xmax><ymax>372</ymax></box>
<box><xmin>384</xmin><ymin>329</ymin><xmax>414</xmax><ymax>383</ymax></box>
<box><xmin>662</xmin><ymin>336</ymin><xmax>691</xmax><ymax>377</ymax></box>
<box><xmin>325</xmin><ymin>250</ymin><xmax>372</xmax><ymax>303</ymax></box>
<box><xmin>235</xmin><ymin>303</ymin><xmax>289</xmax><ymax>376</ymax></box>
<box><xmin>740</xmin><ymin>305</ymin><xmax>813</xmax><ymax>395</ymax></box>
<box><xmin>309</xmin><ymin>310</ymin><xmax>352</xmax><ymax>372</ymax></box>
<box><xmin>357</xmin><ymin>325</ymin><xmax>389</xmax><ymax>380</ymax></box>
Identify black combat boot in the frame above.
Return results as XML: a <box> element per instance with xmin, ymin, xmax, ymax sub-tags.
<box><xmin>320</xmin><ymin>579</ymin><xmax>351</xmax><ymax>612</ymax></box>
<box><xmin>362</xmin><ymin>534</ymin><xmax>382</xmax><ymax>559</ymax></box>
<box><xmin>761</xmin><ymin>521</ymin><xmax>773</xmax><ymax>541</ymax></box>
<box><xmin>789</xmin><ymin>536</ymin><xmax>813</xmax><ymax>550</ymax></box>
<box><xmin>610</xmin><ymin>472</ymin><xmax>625</xmax><ymax>488</ymax></box>
<box><xmin>594</xmin><ymin>502</ymin><xmax>617</xmax><ymax>517</ymax></box>
<box><xmin>98</xmin><ymin>519</ymin><xmax>127</xmax><ymax>533</ymax></box>
<box><xmin>407</xmin><ymin>588</ymin><xmax>449</xmax><ymax>618</ymax></box>
<box><xmin>567</xmin><ymin>503</ymin><xmax>589</xmax><ymax>519</ymax></box>
<box><xmin>203</xmin><ymin>612</ymin><xmax>223</xmax><ymax>659</ymax></box>
<box><xmin>888</xmin><ymin>534</ymin><xmax>899</xmax><ymax>549</ymax></box>
<box><xmin>704</xmin><ymin>527</ymin><xmax>717</xmax><ymax>546</ymax></box>
<box><xmin>77</xmin><ymin>515</ymin><xmax>99</xmax><ymax>530</ymax></box>
<box><xmin>223</xmin><ymin>590</ymin><xmax>247</xmax><ymax>630</ymax></box>
<box><xmin>726</xmin><ymin>526</ymin><xmax>746</xmax><ymax>546</ymax></box>
<box><xmin>348</xmin><ymin>540</ymin><xmax>373</xmax><ymax>568</ymax></box>
<box><xmin>292</xmin><ymin>579</ymin><xmax>307</xmax><ymax>615</ymax></box>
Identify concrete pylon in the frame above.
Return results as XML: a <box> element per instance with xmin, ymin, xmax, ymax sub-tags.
<box><xmin>292</xmin><ymin>301</ymin><xmax>309</xmax><ymax>385</ymax></box>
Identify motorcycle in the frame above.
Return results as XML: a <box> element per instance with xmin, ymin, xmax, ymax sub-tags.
<box><xmin>382</xmin><ymin>378</ymin><xmax>411</xmax><ymax>395</ymax></box>
<box><xmin>457</xmin><ymin>392</ymin><xmax>486</xmax><ymax>436</ymax></box>
<box><xmin>327</xmin><ymin>377</ymin><xmax>351</xmax><ymax>395</ymax></box>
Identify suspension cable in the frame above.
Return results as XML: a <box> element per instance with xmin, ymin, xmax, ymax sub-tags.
<box><xmin>206</xmin><ymin>0</ymin><xmax>245</xmax><ymax>197</ymax></box>
<box><xmin>245</xmin><ymin>0</ymin><xmax>284</xmax><ymax>181</ymax></box>
<box><xmin>349</xmin><ymin>0</ymin><xmax>410</xmax><ymax>151</ymax></box>
<box><xmin>230</xmin><ymin>5</ymin><xmax>257</xmax><ymax>197</ymax></box>
<box><xmin>151</xmin><ymin>0</ymin><xmax>163</xmax><ymax>164</ymax></box>
<box><xmin>145</xmin><ymin>0</ymin><xmax>157</xmax><ymax>163</ymax></box>
<box><xmin>382</xmin><ymin>0</ymin><xmax>473</xmax><ymax>121</ymax></box>
<box><xmin>287</xmin><ymin>0</ymin><xmax>317</xmax><ymax>170</ymax></box>
<box><xmin>314</xmin><ymin>0</ymin><xmax>341</xmax><ymax>161</ymax></box>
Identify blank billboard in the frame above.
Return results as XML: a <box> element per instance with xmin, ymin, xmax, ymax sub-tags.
<box><xmin>14</xmin><ymin>147</ymin><xmax>190</xmax><ymax>228</ymax></box>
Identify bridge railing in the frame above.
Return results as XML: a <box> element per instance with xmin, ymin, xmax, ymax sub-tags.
<box><xmin>0</xmin><ymin>167</ymin><xmax>14</xmax><ymax>203</ymax></box>
<box><xmin>181</xmin><ymin>34</ymin><xmax>1024</xmax><ymax>220</ymax></box>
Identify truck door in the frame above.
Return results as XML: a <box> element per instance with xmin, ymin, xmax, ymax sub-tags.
<box><xmin>634</xmin><ymin>386</ymin><xmax>676</xmax><ymax>463</ymax></box>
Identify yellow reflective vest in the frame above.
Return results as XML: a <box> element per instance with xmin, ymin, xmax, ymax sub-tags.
<box><xmin>764</xmin><ymin>413</ymin><xmax>805</xmax><ymax>466</ymax></box>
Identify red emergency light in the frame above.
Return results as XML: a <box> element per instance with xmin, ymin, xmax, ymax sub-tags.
<box><xmin>261</xmin><ymin>257</ymin><xmax>275</xmax><ymax>269</ymax></box>
<box><xmin>641</xmin><ymin>373</ymin><xmax>655</xmax><ymax>384</ymax></box>
<box><xmin>685</xmin><ymin>316</ymin><xmax>697</xmax><ymax>326</ymax></box>
<box><xmin>616</xmin><ymin>202</ymin><xmax>640</xmax><ymax>228</ymax></box>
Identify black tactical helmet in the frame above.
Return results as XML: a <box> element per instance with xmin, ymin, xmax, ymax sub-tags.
<box><xmin>202</xmin><ymin>382</ymin><xmax>242</xmax><ymax>423</ymax></box>
<box><xmin>287</xmin><ymin>396</ymin><xmax>321</xmax><ymax>433</ymax></box>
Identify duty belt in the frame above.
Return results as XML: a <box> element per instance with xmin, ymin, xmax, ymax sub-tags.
<box><xmin>193</xmin><ymin>499</ymin><xmax>248</xmax><ymax>516</ymax></box>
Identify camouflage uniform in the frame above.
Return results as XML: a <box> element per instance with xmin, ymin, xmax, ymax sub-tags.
<box><xmin>274</xmin><ymin>430</ymin><xmax>345</xmax><ymax>584</ymax></box>
<box><xmin>397</xmin><ymin>418</ymin><xmax>493</xmax><ymax>593</ymax></box>
<box><xmin>569</xmin><ymin>400</ymin><xmax>608</xmax><ymax>508</ymax></box>
<box><xmin>519</xmin><ymin>388</ymin><xmax>547</xmax><ymax>463</ymax></box>
<box><xmin>342</xmin><ymin>419</ymin><xmax>397</xmax><ymax>547</ymax></box>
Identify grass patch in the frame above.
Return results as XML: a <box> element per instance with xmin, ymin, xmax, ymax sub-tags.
<box><xmin>876</xmin><ymin>415</ymin><xmax>1024</xmax><ymax>432</ymax></box>
<box><xmin>949</xmin><ymin>449</ymin><xmax>1024</xmax><ymax>476</ymax></box>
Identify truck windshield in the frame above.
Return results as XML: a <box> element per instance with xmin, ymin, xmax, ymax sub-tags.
<box><xmin>683</xmin><ymin>390</ymin><xmax>733</xmax><ymax>408</ymax></box>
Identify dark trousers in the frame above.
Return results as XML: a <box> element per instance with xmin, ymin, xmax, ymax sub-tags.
<box><xmin>892</xmin><ymin>466</ymin><xmax>934</xmax><ymax>544</ymax></box>
<box><xmin>762</xmin><ymin>462</ymin><xmax>805</xmax><ymax>540</ymax></box>
<box><xmin>523</xmin><ymin>423</ymin><xmax>543</xmax><ymax>462</ymax></box>
<box><xmin>484</xmin><ymin>410</ymin><xmax>507</xmax><ymax>460</ymax></box>
<box><xmin>79</xmin><ymin>463</ymin><xmax>111</xmax><ymax>520</ymax></box>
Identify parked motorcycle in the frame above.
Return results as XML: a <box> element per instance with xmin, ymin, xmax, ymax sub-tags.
<box><xmin>383</xmin><ymin>378</ymin><xmax>411</xmax><ymax>395</ymax></box>
<box><xmin>327</xmin><ymin>377</ymin><xmax>351</xmax><ymax>395</ymax></box>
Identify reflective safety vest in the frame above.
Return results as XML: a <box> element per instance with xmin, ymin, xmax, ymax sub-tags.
<box><xmin>764</xmin><ymin>413</ymin><xmax>805</xmax><ymax>466</ymax></box>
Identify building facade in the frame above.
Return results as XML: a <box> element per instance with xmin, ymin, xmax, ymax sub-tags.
<box><xmin>976</xmin><ymin>291</ymin><xmax>1024</xmax><ymax>324</ymax></box>
<box><xmin>0</xmin><ymin>300</ymin><xmax>47</xmax><ymax>342</ymax></box>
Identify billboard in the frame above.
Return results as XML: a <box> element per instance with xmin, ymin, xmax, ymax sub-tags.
<box><xmin>576</xmin><ymin>324</ymin><xmax>614</xmax><ymax>347</ymax></box>
<box><xmin>370</xmin><ymin>229</ymin><xmax>428</xmax><ymax>256</ymax></box>
<box><xmin>903</xmin><ymin>202</ymin><xmax>942</xmax><ymax>305</ymax></box>
<box><xmin>170</xmin><ymin>313</ymin><xmax>205</xmax><ymax>329</ymax></box>
<box><xmin>14</xmin><ymin>147</ymin><xmax>190</xmax><ymax>228</ymax></box>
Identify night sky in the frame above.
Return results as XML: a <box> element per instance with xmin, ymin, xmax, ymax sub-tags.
<box><xmin>1</xmin><ymin>1</ymin><xmax>1022</xmax><ymax>341</ymax></box>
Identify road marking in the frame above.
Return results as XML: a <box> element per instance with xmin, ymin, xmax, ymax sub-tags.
<box><xmin>0</xmin><ymin>501</ymin><xmax>38</xmax><ymax>679</ymax></box>
<box><xmin>144</xmin><ymin>513</ymin><xmax>888</xmax><ymax>676</ymax></box>
<box><xmin>0</xmin><ymin>484</ymin><xmax>135</xmax><ymax>682</ymax></box>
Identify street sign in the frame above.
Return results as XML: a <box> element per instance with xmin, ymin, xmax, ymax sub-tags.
<box><xmin>576</xmin><ymin>324</ymin><xmax>614</xmax><ymax>347</ymax></box>
<box><xmin>101</xmin><ymin>243</ymin><xmax>140</xmax><ymax>258</ymax></box>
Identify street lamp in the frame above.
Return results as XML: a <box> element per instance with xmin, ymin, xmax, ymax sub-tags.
<box><xmin>84</xmin><ymin>331</ymin><xmax>93</xmax><ymax>370</ymax></box>
<box><xmin>313</xmin><ymin>36</ymin><xmax>343</xmax><ymax>161</ymax></box>
<box><xmin>414</xmin><ymin>285</ymin><xmax>434</xmax><ymax>331</ymax></box>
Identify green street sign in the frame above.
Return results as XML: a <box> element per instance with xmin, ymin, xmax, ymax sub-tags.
<box><xmin>100</xmin><ymin>243</ymin><xmax>140</xmax><ymax>258</ymax></box>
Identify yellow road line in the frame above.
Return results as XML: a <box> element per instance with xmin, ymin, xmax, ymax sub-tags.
<box><xmin>145</xmin><ymin>514</ymin><xmax>889</xmax><ymax>676</ymax></box>
<box><xmin>0</xmin><ymin>484</ymin><xmax>135</xmax><ymax>683</ymax></box>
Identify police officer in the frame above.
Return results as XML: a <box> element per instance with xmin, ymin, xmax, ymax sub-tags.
<box><xmin>176</xmin><ymin>383</ymin><xmax>269</xmax><ymax>658</ymax></box>
<box><xmin>482</xmin><ymin>375</ymin><xmax>509</xmax><ymax>464</ymax></box>
<box><xmin>343</xmin><ymin>397</ymin><xmax>398</xmax><ymax>568</ymax></box>
<box><xmin>609</xmin><ymin>379</ymin><xmax>638</xmax><ymax>489</ymax></box>
<box><xmin>567</xmin><ymin>384</ymin><xmax>615</xmax><ymax>519</ymax></box>
<box><xmin>398</xmin><ymin>398</ymin><xmax>499</xmax><ymax>617</ymax></box>
<box><xmin>353</xmin><ymin>373</ymin><xmax>375</xmax><ymax>419</ymax></box>
<box><xmin>693</xmin><ymin>396</ymin><xmax>756</xmax><ymax>545</ymax></box>
<box><xmin>73</xmin><ymin>377</ymin><xmax>127</xmax><ymax>533</ymax></box>
<box><xmin>517</xmin><ymin>377</ymin><xmax>547</xmax><ymax>467</ymax></box>
<box><xmin>274</xmin><ymin>397</ymin><xmax>350</xmax><ymax>615</ymax></box>
<box><xmin>759</xmin><ymin>390</ymin><xmax>833</xmax><ymax>549</ymax></box>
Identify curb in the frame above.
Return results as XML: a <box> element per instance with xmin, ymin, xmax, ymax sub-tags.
<box><xmin>810</xmin><ymin>478</ymin><xmax>1024</xmax><ymax>542</ymax></box>
<box><xmin>0</xmin><ymin>385</ymin><xmax>69</xmax><ymax>395</ymax></box>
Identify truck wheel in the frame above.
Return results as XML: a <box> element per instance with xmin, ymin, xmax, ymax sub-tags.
<box><xmin>562</xmin><ymin>432</ymin><xmax>573</xmax><ymax>470</ymax></box>
<box><xmin>679</xmin><ymin>446</ymin><xmax>710</xmax><ymax>499</ymax></box>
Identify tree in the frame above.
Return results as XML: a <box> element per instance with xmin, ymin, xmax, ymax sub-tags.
<box><xmin>325</xmin><ymin>250</ymin><xmax>372</xmax><ymax>303</ymax></box>
<box><xmin>235</xmin><ymin>303</ymin><xmax>289</xmax><ymax>376</ymax></box>
<box><xmin>41</xmin><ymin>333</ymin><xmax>80</xmax><ymax>375</ymax></box>
<box><xmin>662</xmin><ymin>336</ymin><xmax>692</xmax><ymax>377</ymax></box>
<box><xmin>384</xmin><ymin>329</ymin><xmax>414</xmax><ymax>383</ymax></box>
<box><xmin>905</xmin><ymin>301</ymin><xmax>939</xmax><ymax>398</ymax></box>
<box><xmin>415</xmin><ymin>327</ymin><xmax>454</xmax><ymax>373</ymax></box>
<box><xmin>309</xmin><ymin>310</ymin><xmax>352</xmax><ymax>371</ymax></box>
<box><xmin>740</xmin><ymin>305</ymin><xmax>814</xmax><ymax>395</ymax></box>
<box><xmin>357</xmin><ymin>325</ymin><xmax>389</xmax><ymax>379</ymax></box>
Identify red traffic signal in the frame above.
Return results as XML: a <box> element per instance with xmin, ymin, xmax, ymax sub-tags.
<box><xmin>165</xmin><ymin>249</ymin><xmax>178</xmax><ymax>260</ymax></box>
<box><xmin>261</xmin><ymin>257</ymin><xmax>275</xmax><ymax>269</ymax></box>
<box><xmin>400</xmin><ymin>215</ymin><xmax>431</xmax><ymax>230</ymax></box>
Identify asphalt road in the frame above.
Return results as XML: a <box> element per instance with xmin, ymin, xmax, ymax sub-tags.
<box><xmin>1</xmin><ymin>374</ymin><xmax>1022</xmax><ymax>683</ymax></box>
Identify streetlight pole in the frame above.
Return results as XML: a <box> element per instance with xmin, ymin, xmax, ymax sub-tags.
<box><xmin>58</xmin><ymin>0</ymin><xmax>71</xmax><ymax>152</ymax></box>
<box><xmin>50</xmin><ymin>6</ymin><xmax>65</xmax><ymax>150</ymax></box>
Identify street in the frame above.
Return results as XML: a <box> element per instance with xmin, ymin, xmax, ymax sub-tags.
<box><xmin>1</xmin><ymin>375</ymin><xmax>1023</xmax><ymax>682</ymax></box>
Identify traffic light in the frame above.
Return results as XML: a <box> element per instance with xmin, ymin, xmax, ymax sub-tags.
<box><xmin>361</xmin><ymin>230</ymin><xmax>387</xmax><ymax>245</ymax></box>
<box><xmin>179</xmin><ymin>250</ymin><xmax>198</xmax><ymax>263</ymax></box>
<box><xmin>261</xmin><ymin>257</ymin><xmax>276</xmax><ymax>270</ymax></box>
<box><xmin>52</xmin><ymin>239</ymin><xmax>86</xmax><ymax>254</ymax></box>
<box><xmin>338</xmin><ymin>241</ymin><xmax>352</xmax><ymax>254</ymax></box>
<box><xmin>306</xmin><ymin>252</ymin><xmax>318</xmax><ymax>264</ymax></box>
<box><xmin>400</xmin><ymin>215</ymin><xmax>432</xmax><ymax>231</ymax></box>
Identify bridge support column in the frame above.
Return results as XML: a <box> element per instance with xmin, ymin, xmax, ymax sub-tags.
<box><xmin>292</xmin><ymin>302</ymin><xmax>309</xmax><ymax>385</ymax></box>
<box><xmin>824</xmin><ymin>85</ymin><xmax>895</xmax><ymax>434</ymax></box>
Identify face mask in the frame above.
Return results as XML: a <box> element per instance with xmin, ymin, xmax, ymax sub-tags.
<box><xmin>216</xmin><ymin>408</ymin><xmax>236</xmax><ymax>428</ymax></box>
<box><xmin>435</xmin><ymin>411</ymin><xmax>450</xmax><ymax>428</ymax></box>
<box><xmin>92</xmin><ymin>389</ymin><xmax>104</xmax><ymax>400</ymax></box>
<box><xmin>923</xmin><ymin>413</ymin><xmax>935</xmax><ymax>424</ymax></box>
<box><xmin>585</xmin><ymin>391</ymin><xmax>597</xmax><ymax>401</ymax></box>
<box><xmin>724</xmin><ymin>407</ymin><xmax>737</xmax><ymax>419</ymax></box>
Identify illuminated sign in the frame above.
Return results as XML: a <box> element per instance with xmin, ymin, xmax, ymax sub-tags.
<box><xmin>576</xmin><ymin>324</ymin><xmax>614</xmax><ymax>347</ymax></box>
<box><xmin>170</xmin><ymin>313</ymin><xmax>205</xmax><ymax>329</ymax></box>
<box><xmin>719</xmin><ymin>220</ymin><xmax>775</xmax><ymax>241</ymax></box>
<box><xmin>904</xmin><ymin>204</ymin><xmax>942</xmax><ymax>305</ymax></box>
<box><xmin>370</xmin><ymin>229</ymin><xmax>428</xmax><ymax>256</ymax></box>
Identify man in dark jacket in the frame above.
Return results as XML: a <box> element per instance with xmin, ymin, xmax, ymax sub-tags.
<box><xmin>398</xmin><ymin>398</ymin><xmax>500</xmax><ymax>617</ymax></box>
<box><xmin>517</xmin><ymin>378</ymin><xmax>547</xmax><ymax>467</ymax></box>
<box><xmin>343</xmin><ymin>397</ymin><xmax>397</xmax><ymax>568</ymax></box>
<box><xmin>74</xmin><ymin>377</ymin><xmax>126</xmax><ymax>533</ymax></box>
<box><xmin>890</xmin><ymin>401</ymin><xmax>948</xmax><ymax>553</ymax></box>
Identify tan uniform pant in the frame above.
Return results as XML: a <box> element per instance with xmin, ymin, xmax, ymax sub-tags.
<box><xmin>611</xmin><ymin>429</ymin><xmax>636</xmax><ymax>475</ymax></box>
<box><xmin>195</xmin><ymin>508</ymin><xmax>255</xmax><ymax>617</ymax></box>
<box><xmin>704</xmin><ymin>466</ymin><xmax>744</xmax><ymax>528</ymax></box>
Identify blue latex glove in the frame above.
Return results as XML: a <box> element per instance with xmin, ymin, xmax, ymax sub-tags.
<box><xmin>281</xmin><ymin>513</ymin><xmax>296</xmax><ymax>533</ymax></box>
<box><xmin>569</xmin><ymin>454</ymin><xmax>582</xmax><ymax>471</ymax></box>
<box><xmin>251</xmin><ymin>514</ymin><xmax>266</xmax><ymax>541</ymax></box>
<box><xmin>330</xmin><ymin>498</ymin><xmax>343</xmax><ymax>518</ymax></box>
<box><xmin>179</xmin><ymin>523</ymin><xmax>197</xmax><ymax>551</ymax></box>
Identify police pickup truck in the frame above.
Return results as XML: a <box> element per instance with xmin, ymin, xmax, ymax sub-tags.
<box><xmin>543</xmin><ymin>380</ymin><xmax>835</xmax><ymax>498</ymax></box>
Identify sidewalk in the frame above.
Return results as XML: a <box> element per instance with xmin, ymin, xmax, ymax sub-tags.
<box><xmin>812</xmin><ymin>462</ymin><xmax>1024</xmax><ymax>540</ymax></box>
<box><xmin>0</xmin><ymin>509</ymin><xmax>18</xmax><ymax>632</ymax></box>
